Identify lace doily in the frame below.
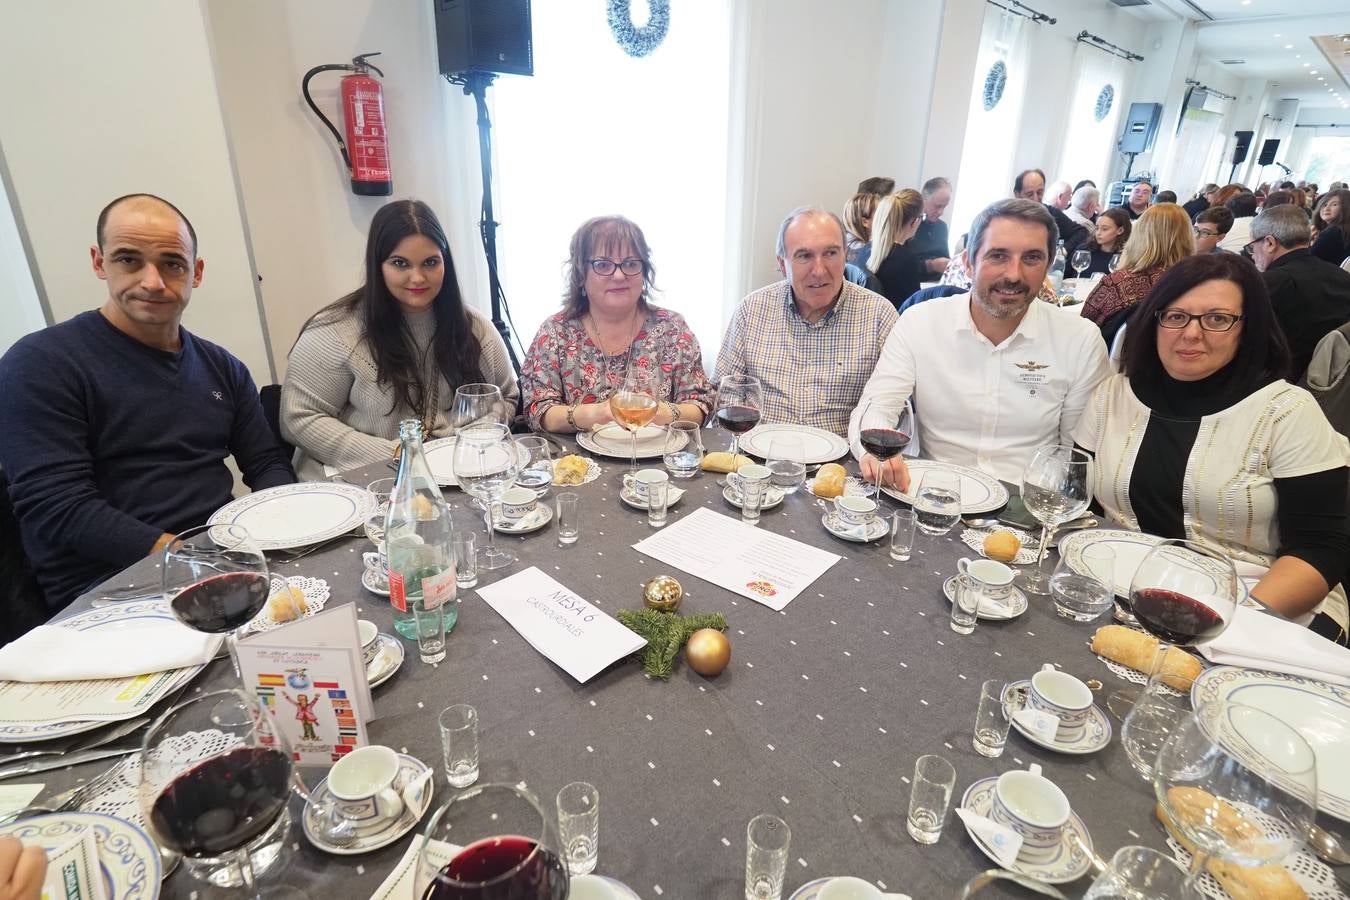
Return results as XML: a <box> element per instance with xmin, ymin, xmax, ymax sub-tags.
<box><xmin>246</xmin><ymin>576</ymin><xmax>330</xmax><ymax>633</ymax></box>
<box><xmin>1164</xmin><ymin>802</ymin><xmax>1348</xmax><ymax>900</ymax></box>
<box><xmin>551</xmin><ymin>457</ymin><xmax>601</xmax><ymax>487</ymax></box>
<box><xmin>959</xmin><ymin>527</ymin><xmax>1038</xmax><ymax>566</ymax></box>
<box><xmin>1096</xmin><ymin>655</ymin><xmax>1185</xmax><ymax>697</ymax></box>
<box><xmin>80</xmin><ymin>728</ymin><xmax>242</xmax><ymax>827</ymax></box>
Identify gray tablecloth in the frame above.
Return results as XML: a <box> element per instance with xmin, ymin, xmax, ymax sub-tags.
<box><xmin>54</xmin><ymin>435</ymin><xmax>1170</xmax><ymax>898</ymax></box>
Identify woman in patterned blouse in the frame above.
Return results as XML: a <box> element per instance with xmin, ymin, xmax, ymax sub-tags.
<box><xmin>520</xmin><ymin>216</ymin><xmax>713</xmax><ymax>433</ymax></box>
<box><xmin>1081</xmin><ymin>203</ymin><xmax>1193</xmax><ymax>346</ymax></box>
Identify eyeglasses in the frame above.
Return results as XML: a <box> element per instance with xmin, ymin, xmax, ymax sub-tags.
<box><xmin>588</xmin><ymin>257</ymin><xmax>644</xmax><ymax>277</ymax></box>
<box><xmin>1193</xmin><ymin>227</ymin><xmax>1220</xmax><ymax>238</ymax></box>
<box><xmin>1155</xmin><ymin>309</ymin><xmax>1245</xmax><ymax>332</ymax></box>
<box><xmin>1242</xmin><ymin>236</ymin><xmax>1272</xmax><ymax>255</ymax></box>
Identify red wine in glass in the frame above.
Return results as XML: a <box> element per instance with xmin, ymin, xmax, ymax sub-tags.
<box><xmin>169</xmin><ymin>571</ymin><xmax>270</xmax><ymax>634</ymax></box>
<box><xmin>1130</xmin><ymin>588</ymin><xmax>1227</xmax><ymax>646</ymax></box>
<box><xmin>425</xmin><ymin>836</ymin><xmax>568</xmax><ymax>900</ymax></box>
<box><xmin>717</xmin><ymin>405</ymin><xmax>761</xmax><ymax>434</ymax></box>
<box><xmin>149</xmin><ymin>745</ymin><xmax>292</xmax><ymax>856</ymax></box>
<box><xmin>859</xmin><ymin>428</ymin><xmax>910</xmax><ymax>461</ymax></box>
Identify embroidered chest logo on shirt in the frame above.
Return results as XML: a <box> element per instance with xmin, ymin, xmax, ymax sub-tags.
<box><xmin>1014</xmin><ymin>360</ymin><xmax>1051</xmax><ymax>394</ymax></box>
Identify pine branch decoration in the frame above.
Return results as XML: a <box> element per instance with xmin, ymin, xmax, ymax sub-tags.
<box><xmin>615</xmin><ymin>608</ymin><xmax>728</xmax><ymax>680</ymax></box>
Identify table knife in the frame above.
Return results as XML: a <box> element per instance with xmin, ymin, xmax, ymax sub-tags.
<box><xmin>0</xmin><ymin>745</ymin><xmax>138</xmax><ymax>781</ymax></box>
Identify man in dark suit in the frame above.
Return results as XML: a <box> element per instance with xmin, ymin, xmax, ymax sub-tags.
<box><xmin>1250</xmin><ymin>205</ymin><xmax>1350</xmax><ymax>383</ymax></box>
<box><xmin>1013</xmin><ymin>168</ymin><xmax>1086</xmax><ymax>249</ymax></box>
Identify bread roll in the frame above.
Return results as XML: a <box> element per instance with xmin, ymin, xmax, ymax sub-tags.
<box><xmin>983</xmin><ymin>531</ymin><xmax>1021</xmax><ymax>562</ymax></box>
<box><xmin>1156</xmin><ymin>789</ymin><xmax>1306</xmax><ymax>900</ymax></box>
<box><xmin>1091</xmin><ymin>625</ymin><xmax>1201</xmax><ymax>691</ymax></box>
<box><xmin>810</xmin><ymin>463</ymin><xmax>847</xmax><ymax>498</ymax></box>
<box><xmin>267</xmin><ymin>583</ymin><xmax>307</xmax><ymax>622</ymax></box>
<box><xmin>554</xmin><ymin>454</ymin><xmax>589</xmax><ymax>486</ymax></box>
<box><xmin>701</xmin><ymin>451</ymin><xmax>753</xmax><ymax>474</ymax></box>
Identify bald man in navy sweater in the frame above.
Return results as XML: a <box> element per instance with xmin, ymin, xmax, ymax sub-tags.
<box><xmin>0</xmin><ymin>194</ymin><xmax>294</xmax><ymax>612</ymax></box>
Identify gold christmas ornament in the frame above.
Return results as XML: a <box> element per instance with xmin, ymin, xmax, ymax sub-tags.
<box><xmin>642</xmin><ymin>575</ymin><xmax>684</xmax><ymax>612</ymax></box>
<box><xmin>685</xmin><ymin>628</ymin><xmax>731</xmax><ymax>677</ymax></box>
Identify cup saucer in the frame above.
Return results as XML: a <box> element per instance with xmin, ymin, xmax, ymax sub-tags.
<box><xmin>820</xmin><ymin>512</ymin><xmax>887</xmax><ymax>542</ymax></box>
<box><xmin>569</xmin><ymin>874</ymin><xmax>643</xmax><ymax>899</ymax></box>
<box><xmin>1001</xmin><ymin>680</ymin><xmax>1112</xmax><ymax>755</ymax></box>
<box><xmin>303</xmin><ymin>753</ymin><xmax>434</xmax><ymax>855</ymax></box>
<box><xmin>619</xmin><ymin>485</ymin><xmax>685</xmax><ymax>510</ymax></box>
<box><xmin>494</xmin><ymin>503</ymin><xmax>553</xmax><ymax>534</ymax></box>
<box><xmin>941</xmin><ymin>576</ymin><xmax>1028</xmax><ymax>621</ymax></box>
<box><xmin>721</xmin><ymin>484</ymin><xmax>785</xmax><ymax>510</ymax></box>
<box><xmin>361</xmin><ymin>568</ymin><xmax>390</xmax><ymax>597</ymax></box>
<box><xmin>366</xmin><ymin>634</ymin><xmax>405</xmax><ymax>689</ymax></box>
<box><xmin>959</xmin><ymin>776</ymin><xmax>1094</xmax><ymax>884</ymax></box>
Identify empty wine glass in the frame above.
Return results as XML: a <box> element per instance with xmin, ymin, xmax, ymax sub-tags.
<box><xmin>452</xmin><ymin>383</ymin><xmax>506</xmax><ymax>432</ymax></box>
<box><xmin>715</xmin><ymin>375</ymin><xmax>763</xmax><ymax>476</ymax></box>
<box><xmin>913</xmin><ymin>469</ymin><xmax>961</xmax><ymax>536</ymax></box>
<box><xmin>765</xmin><ymin>434</ymin><xmax>806</xmax><ymax>495</ymax></box>
<box><xmin>1019</xmin><ymin>445</ymin><xmax>1092</xmax><ymax>596</ymax></box>
<box><xmin>1070</xmin><ymin>249</ymin><xmax>1091</xmax><ymax>280</ymax></box>
<box><xmin>452</xmin><ymin>423</ymin><xmax>521</xmax><ymax>571</ymax></box>
<box><xmin>609</xmin><ymin>364</ymin><xmax>659</xmax><ymax>480</ymax></box>
<box><xmin>857</xmin><ymin>398</ymin><xmax>913</xmax><ymax>500</ymax></box>
<box><xmin>1154</xmin><ymin>700</ymin><xmax>1317</xmax><ymax>895</ymax></box>
<box><xmin>514</xmin><ymin>435</ymin><xmax>554</xmax><ymax>497</ymax></box>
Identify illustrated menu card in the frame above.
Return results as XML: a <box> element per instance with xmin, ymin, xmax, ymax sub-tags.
<box><xmin>236</xmin><ymin>605</ymin><xmax>374</xmax><ymax>766</ymax></box>
<box><xmin>476</xmin><ymin>568</ymin><xmax>647</xmax><ymax>683</ymax></box>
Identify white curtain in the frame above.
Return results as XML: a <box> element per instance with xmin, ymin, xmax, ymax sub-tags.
<box><xmin>1055</xmin><ymin>45</ymin><xmax>1128</xmax><ymax>192</ymax></box>
<box><xmin>951</xmin><ymin>9</ymin><xmax>1030</xmax><ymax>247</ymax></box>
<box><xmin>1170</xmin><ymin>107</ymin><xmax>1224</xmax><ymax>199</ymax></box>
<box><xmin>489</xmin><ymin>1</ymin><xmax>732</xmax><ymax>360</ymax></box>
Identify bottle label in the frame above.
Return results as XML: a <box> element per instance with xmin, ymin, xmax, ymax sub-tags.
<box><xmin>389</xmin><ymin>570</ymin><xmax>408</xmax><ymax>612</ymax></box>
<box><xmin>421</xmin><ymin>567</ymin><xmax>457</xmax><ymax>611</ymax></box>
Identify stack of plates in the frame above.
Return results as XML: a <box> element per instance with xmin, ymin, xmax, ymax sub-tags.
<box><xmin>577</xmin><ymin>424</ymin><xmax>678</xmax><ymax>460</ymax></box>
<box><xmin>738</xmin><ymin>424</ymin><xmax>849</xmax><ymax>464</ymax></box>
<box><xmin>881</xmin><ymin>460</ymin><xmax>1009</xmax><ymax>515</ymax></box>
<box><xmin>208</xmin><ymin>482</ymin><xmax>375</xmax><ymax>551</ymax></box>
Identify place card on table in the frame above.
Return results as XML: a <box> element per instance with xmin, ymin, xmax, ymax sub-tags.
<box><xmin>631</xmin><ymin>507</ymin><xmax>841</xmax><ymax>611</ymax></box>
<box><xmin>476</xmin><ymin>568</ymin><xmax>647</xmax><ymax>683</ymax></box>
<box><xmin>237</xmin><ymin>604</ymin><xmax>373</xmax><ymax>766</ymax></box>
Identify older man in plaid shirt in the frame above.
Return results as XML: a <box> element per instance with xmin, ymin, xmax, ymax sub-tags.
<box><xmin>715</xmin><ymin>206</ymin><xmax>897</xmax><ymax>436</ymax></box>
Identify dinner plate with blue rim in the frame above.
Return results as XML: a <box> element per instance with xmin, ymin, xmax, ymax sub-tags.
<box><xmin>0</xmin><ymin>812</ymin><xmax>161</xmax><ymax>900</ymax></box>
<box><xmin>577</xmin><ymin>424</ymin><xmax>676</xmax><ymax>460</ymax></box>
<box><xmin>424</xmin><ymin>436</ymin><xmax>532</xmax><ymax>488</ymax></box>
<box><xmin>880</xmin><ymin>460</ymin><xmax>1009</xmax><ymax>515</ymax></box>
<box><xmin>208</xmin><ymin>482</ymin><xmax>374</xmax><ymax>551</ymax></box>
<box><xmin>739</xmin><ymin>424</ymin><xmax>849</xmax><ymax>465</ymax></box>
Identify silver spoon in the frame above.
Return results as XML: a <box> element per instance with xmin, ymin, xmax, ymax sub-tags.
<box><xmin>1308</xmin><ymin>823</ymin><xmax>1350</xmax><ymax>866</ymax></box>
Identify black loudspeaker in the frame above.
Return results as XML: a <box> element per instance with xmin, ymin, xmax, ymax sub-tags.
<box><xmin>1119</xmin><ymin>102</ymin><xmax>1163</xmax><ymax>153</ymax></box>
<box><xmin>434</xmin><ymin>0</ymin><xmax>533</xmax><ymax>77</ymax></box>
<box><xmin>1232</xmin><ymin>131</ymin><xmax>1254</xmax><ymax>165</ymax></box>
<box><xmin>1258</xmin><ymin>139</ymin><xmax>1280</xmax><ymax>166</ymax></box>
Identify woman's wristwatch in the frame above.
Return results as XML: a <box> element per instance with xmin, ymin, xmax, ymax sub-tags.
<box><xmin>566</xmin><ymin>402</ymin><xmax>580</xmax><ymax>431</ymax></box>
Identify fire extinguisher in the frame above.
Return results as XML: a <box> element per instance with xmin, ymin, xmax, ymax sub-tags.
<box><xmin>302</xmin><ymin>52</ymin><xmax>393</xmax><ymax>196</ymax></box>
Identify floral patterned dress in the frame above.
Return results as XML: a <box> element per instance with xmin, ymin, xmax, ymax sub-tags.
<box><xmin>519</xmin><ymin>305</ymin><xmax>714</xmax><ymax>431</ymax></box>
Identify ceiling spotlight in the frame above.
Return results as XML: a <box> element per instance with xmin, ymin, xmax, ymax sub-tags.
<box><xmin>1284</xmin><ymin>44</ymin><xmax>1293</xmax><ymax>49</ymax></box>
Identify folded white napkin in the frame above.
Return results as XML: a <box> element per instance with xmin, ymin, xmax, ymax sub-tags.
<box><xmin>0</xmin><ymin>620</ymin><xmax>223</xmax><ymax>683</ymax></box>
<box><xmin>1198</xmin><ymin>605</ymin><xmax>1350</xmax><ymax>688</ymax></box>
<box><xmin>370</xmin><ymin>838</ymin><xmax>457</xmax><ymax>900</ymax></box>
<box><xmin>1011</xmin><ymin>707</ymin><xmax>1060</xmax><ymax>743</ymax></box>
<box><xmin>956</xmin><ymin>808</ymin><xmax>1023</xmax><ymax>869</ymax></box>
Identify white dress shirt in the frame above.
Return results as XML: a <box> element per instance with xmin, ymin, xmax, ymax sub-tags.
<box><xmin>848</xmin><ymin>293</ymin><xmax>1111</xmax><ymax>483</ymax></box>
<box><xmin>1218</xmin><ymin>216</ymin><xmax>1253</xmax><ymax>253</ymax></box>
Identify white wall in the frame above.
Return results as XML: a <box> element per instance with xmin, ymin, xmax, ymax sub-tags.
<box><xmin>0</xmin><ymin>163</ymin><xmax>47</xmax><ymax>354</ymax></box>
<box><xmin>0</xmin><ymin>0</ymin><xmax>273</xmax><ymax>384</ymax></box>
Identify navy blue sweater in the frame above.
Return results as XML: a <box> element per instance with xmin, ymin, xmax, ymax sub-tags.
<box><xmin>0</xmin><ymin>311</ymin><xmax>294</xmax><ymax>609</ymax></box>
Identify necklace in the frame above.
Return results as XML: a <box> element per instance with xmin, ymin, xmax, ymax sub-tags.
<box><xmin>584</xmin><ymin>311</ymin><xmax>644</xmax><ymax>362</ymax></box>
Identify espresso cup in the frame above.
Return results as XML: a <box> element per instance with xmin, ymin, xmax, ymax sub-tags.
<box><xmin>817</xmin><ymin>876</ymin><xmax>884</xmax><ymax>900</ymax></box>
<box><xmin>833</xmin><ymin>495</ymin><xmax>877</xmax><ymax>526</ymax></box>
<box><xmin>1028</xmin><ymin>663</ymin><xmax>1094</xmax><ymax>743</ymax></box>
<box><xmin>629</xmin><ymin>468</ymin><xmax>668</xmax><ymax>501</ymax></box>
<box><xmin>956</xmin><ymin>557</ymin><xmax>1015</xmax><ymax>601</ymax></box>
<box><xmin>362</xmin><ymin>550</ymin><xmax>389</xmax><ymax>587</ymax></box>
<box><xmin>988</xmin><ymin>763</ymin><xmax>1071</xmax><ymax>864</ymax></box>
<box><xmin>327</xmin><ymin>745</ymin><xmax>405</xmax><ymax>829</ymax></box>
<box><xmin>357</xmin><ymin>619</ymin><xmax>380</xmax><ymax>666</ymax></box>
<box><xmin>499</xmin><ymin>486</ymin><xmax>538</xmax><ymax>522</ymax></box>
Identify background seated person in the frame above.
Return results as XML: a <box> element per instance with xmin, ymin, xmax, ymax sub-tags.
<box><xmin>1066</xmin><ymin>207</ymin><xmax>1130</xmax><ymax>278</ymax></box>
<box><xmin>1082</xmin><ymin>204</ymin><xmax>1193</xmax><ymax>346</ymax></box>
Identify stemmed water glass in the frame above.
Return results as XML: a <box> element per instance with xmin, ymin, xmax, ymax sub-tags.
<box><xmin>857</xmin><ymin>397</ymin><xmax>914</xmax><ymax>500</ymax></box>
<box><xmin>1108</xmin><ymin>253</ymin><xmax>1122</xmax><ymax>274</ymax></box>
<box><xmin>139</xmin><ymin>689</ymin><xmax>304</xmax><ymax>899</ymax></box>
<box><xmin>609</xmin><ymin>364</ymin><xmax>660</xmax><ymax>481</ymax></box>
<box><xmin>1019</xmin><ymin>445</ymin><xmax>1092</xmax><ymax>596</ymax></box>
<box><xmin>415</xmin><ymin>783</ymin><xmax>569</xmax><ymax>900</ymax></box>
<box><xmin>1070</xmin><ymin>249</ymin><xmax>1091</xmax><ymax>280</ymax></box>
<box><xmin>452</xmin><ymin>383</ymin><xmax>507</xmax><ymax>432</ymax></box>
<box><xmin>452</xmin><ymin>423</ymin><xmax>521</xmax><ymax>571</ymax></box>
<box><xmin>913</xmin><ymin>469</ymin><xmax>962</xmax><ymax>537</ymax></box>
<box><xmin>1154</xmin><ymin>700</ymin><xmax>1317</xmax><ymax>896</ymax></box>
<box><xmin>715</xmin><ymin>374</ymin><xmax>763</xmax><ymax>475</ymax></box>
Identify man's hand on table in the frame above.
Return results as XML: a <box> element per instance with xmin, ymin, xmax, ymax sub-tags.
<box><xmin>860</xmin><ymin>455</ymin><xmax>912</xmax><ymax>494</ymax></box>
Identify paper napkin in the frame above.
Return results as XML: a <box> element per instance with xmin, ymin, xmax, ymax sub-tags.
<box><xmin>1011</xmin><ymin>707</ymin><xmax>1061</xmax><ymax>743</ymax></box>
<box><xmin>956</xmin><ymin>808</ymin><xmax>1023</xmax><ymax>869</ymax></box>
<box><xmin>0</xmin><ymin>621</ymin><xmax>221</xmax><ymax>682</ymax></box>
<box><xmin>1199</xmin><ymin>605</ymin><xmax>1350</xmax><ymax>688</ymax></box>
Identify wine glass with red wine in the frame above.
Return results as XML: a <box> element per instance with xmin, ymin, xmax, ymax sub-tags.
<box><xmin>163</xmin><ymin>524</ymin><xmax>272</xmax><ymax>670</ymax></box>
<box><xmin>140</xmin><ymin>689</ymin><xmax>303</xmax><ymax>899</ymax></box>
<box><xmin>857</xmin><ymin>398</ymin><xmax>913</xmax><ymax>499</ymax></box>
<box><xmin>415</xmin><ymin>783</ymin><xmax>569</xmax><ymax>900</ymax></box>
<box><xmin>715</xmin><ymin>375</ymin><xmax>763</xmax><ymax>477</ymax></box>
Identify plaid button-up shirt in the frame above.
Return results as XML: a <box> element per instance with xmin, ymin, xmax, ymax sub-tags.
<box><xmin>714</xmin><ymin>280</ymin><xmax>897</xmax><ymax>436</ymax></box>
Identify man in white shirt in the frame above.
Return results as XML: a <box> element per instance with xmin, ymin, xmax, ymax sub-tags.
<box><xmin>848</xmin><ymin>199</ymin><xmax>1111</xmax><ymax>490</ymax></box>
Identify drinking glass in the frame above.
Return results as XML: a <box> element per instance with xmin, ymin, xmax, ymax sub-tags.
<box><xmin>856</xmin><ymin>398</ymin><xmax>914</xmax><ymax>500</ymax></box>
<box><xmin>744</xmin><ymin>814</ymin><xmax>790</xmax><ymax>900</ymax></box>
<box><xmin>438</xmin><ymin>704</ymin><xmax>479</xmax><ymax>788</ymax></box>
<box><xmin>738</xmin><ymin>466</ymin><xmax>771</xmax><ymax>526</ymax></box>
<box><xmin>913</xmin><ymin>469</ymin><xmax>962</xmax><ymax>536</ymax></box>
<box><xmin>1070</xmin><ymin>249</ymin><xmax>1091</xmax><ymax>280</ymax></box>
<box><xmin>1108</xmin><ymin>253</ymin><xmax>1122</xmax><ymax>274</ymax></box>
<box><xmin>513</xmin><ymin>435</ymin><xmax>555</xmax><ymax>496</ymax></box>
<box><xmin>907</xmin><ymin>754</ymin><xmax>956</xmax><ymax>844</ymax></box>
<box><xmin>1019</xmin><ymin>445</ymin><xmax>1092</xmax><ymax>596</ymax></box>
<box><xmin>646</xmin><ymin>476</ymin><xmax>669</xmax><ymax>528</ymax></box>
<box><xmin>972</xmin><ymin>679</ymin><xmax>1012</xmax><ymax>758</ymax></box>
<box><xmin>663</xmin><ymin>420</ymin><xmax>704</xmax><ymax>478</ymax></box>
<box><xmin>415</xmin><ymin>596</ymin><xmax>447</xmax><ymax>664</ymax></box>
<box><xmin>452</xmin><ymin>423</ymin><xmax>521</xmax><ymax>571</ymax></box>
<box><xmin>415</xmin><ymin>783</ymin><xmax>568</xmax><ymax>900</ymax></box>
<box><xmin>556</xmin><ymin>492</ymin><xmax>580</xmax><ymax>546</ymax></box>
<box><xmin>716</xmin><ymin>374</ymin><xmax>763</xmax><ymax>474</ymax></box>
<box><xmin>609</xmin><ymin>363</ymin><xmax>660</xmax><ymax>480</ymax></box>
<box><xmin>363</xmin><ymin>479</ymin><xmax>394</xmax><ymax>548</ymax></box>
<box><xmin>451</xmin><ymin>533</ymin><xmax>477</xmax><ymax>590</ymax></box>
<box><xmin>556</xmin><ymin>782</ymin><xmax>599</xmax><ymax>877</ymax></box>
<box><xmin>1049</xmin><ymin>543</ymin><xmax>1114</xmax><ymax>621</ymax></box>
<box><xmin>451</xmin><ymin>383</ymin><xmax>507</xmax><ymax>432</ymax></box>
<box><xmin>1120</xmin><ymin>652</ymin><xmax>1201</xmax><ymax>779</ymax></box>
<box><xmin>1083</xmin><ymin>846</ymin><xmax>1191</xmax><ymax>899</ymax></box>
<box><xmin>949</xmin><ymin>576</ymin><xmax>980</xmax><ymax>635</ymax></box>
<box><xmin>765</xmin><ymin>435</ymin><xmax>806</xmax><ymax>495</ymax></box>
<box><xmin>139</xmin><ymin>689</ymin><xmax>301</xmax><ymax>900</ymax></box>
<box><xmin>1154</xmin><ymin>700</ymin><xmax>1317</xmax><ymax>895</ymax></box>
<box><xmin>889</xmin><ymin>508</ymin><xmax>916</xmax><ymax>561</ymax></box>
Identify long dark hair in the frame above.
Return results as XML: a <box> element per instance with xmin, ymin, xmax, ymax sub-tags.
<box><xmin>299</xmin><ymin>200</ymin><xmax>484</xmax><ymax>417</ymax></box>
<box><xmin>1121</xmin><ymin>253</ymin><xmax>1290</xmax><ymax>391</ymax></box>
<box><xmin>1089</xmin><ymin>207</ymin><xmax>1131</xmax><ymax>253</ymax></box>
<box><xmin>1313</xmin><ymin>188</ymin><xmax>1350</xmax><ymax>244</ymax></box>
